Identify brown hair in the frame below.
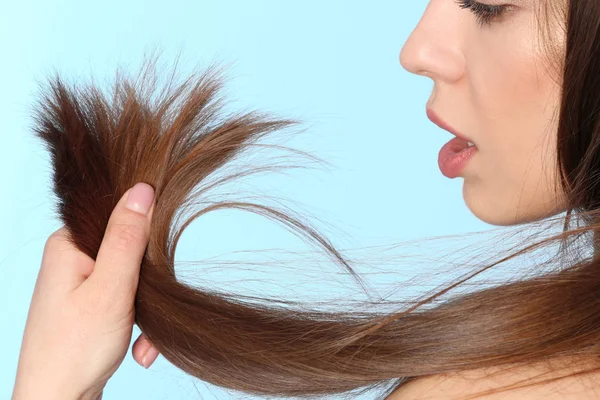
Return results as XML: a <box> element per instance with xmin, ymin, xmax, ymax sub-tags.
<box><xmin>30</xmin><ymin>1</ymin><xmax>600</xmax><ymax>398</ymax></box>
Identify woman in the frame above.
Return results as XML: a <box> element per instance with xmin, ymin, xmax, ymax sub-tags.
<box><xmin>12</xmin><ymin>0</ymin><xmax>600</xmax><ymax>399</ymax></box>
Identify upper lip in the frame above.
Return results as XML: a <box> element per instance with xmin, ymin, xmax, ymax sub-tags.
<box><xmin>426</xmin><ymin>108</ymin><xmax>473</xmax><ymax>143</ymax></box>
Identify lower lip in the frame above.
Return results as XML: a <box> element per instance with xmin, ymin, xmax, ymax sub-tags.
<box><xmin>438</xmin><ymin>137</ymin><xmax>477</xmax><ymax>178</ymax></box>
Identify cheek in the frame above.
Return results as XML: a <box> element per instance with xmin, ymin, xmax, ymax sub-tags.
<box><xmin>460</xmin><ymin>15</ymin><xmax>566</xmax><ymax>225</ymax></box>
<box><xmin>464</xmin><ymin>112</ymin><xmax>562</xmax><ymax>225</ymax></box>
<box><xmin>464</xmin><ymin>45</ymin><xmax>563</xmax><ymax>224</ymax></box>
<box><xmin>468</xmin><ymin>15</ymin><xmax>552</xmax><ymax>126</ymax></box>
<box><xmin>472</xmin><ymin>39</ymin><xmax>547</xmax><ymax>123</ymax></box>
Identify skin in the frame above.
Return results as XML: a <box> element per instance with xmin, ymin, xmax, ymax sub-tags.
<box><xmin>400</xmin><ymin>0</ymin><xmax>567</xmax><ymax>226</ymax></box>
<box><xmin>11</xmin><ymin>1</ymin><xmax>587</xmax><ymax>399</ymax></box>
<box><xmin>12</xmin><ymin>182</ymin><xmax>160</xmax><ymax>400</ymax></box>
<box><xmin>385</xmin><ymin>359</ymin><xmax>600</xmax><ymax>399</ymax></box>
<box><xmin>390</xmin><ymin>0</ymin><xmax>600</xmax><ymax>398</ymax></box>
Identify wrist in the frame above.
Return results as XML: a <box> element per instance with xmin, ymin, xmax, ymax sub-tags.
<box><xmin>79</xmin><ymin>386</ymin><xmax>104</xmax><ymax>400</ymax></box>
<box><xmin>12</xmin><ymin>386</ymin><xmax>103</xmax><ymax>400</ymax></box>
<box><xmin>12</xmin><ymin>384</ymin><xmax>82</xmax><ymax>400</ymax></box>
<box><xmin>12</xmin><ymin>374</ymin><xmax>103</xmax><ymax>400</ymax></box>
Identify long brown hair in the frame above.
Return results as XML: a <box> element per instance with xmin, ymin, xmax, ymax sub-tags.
<box><xmin>30</xmin><ymin>1</ymin><xmax>600</xmax><ymax>398</ymax></box>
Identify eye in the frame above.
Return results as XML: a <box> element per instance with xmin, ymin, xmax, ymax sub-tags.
<box><xmin>455</xmin><ymin>0</ymin><xmax>512</xmax><ymax>27</ymax></box>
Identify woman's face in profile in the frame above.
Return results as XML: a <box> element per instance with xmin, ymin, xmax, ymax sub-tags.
<box><xmin>399</xmin><ymin>0</ymin><xmax>567</xmax><ymax>226</ymax></box>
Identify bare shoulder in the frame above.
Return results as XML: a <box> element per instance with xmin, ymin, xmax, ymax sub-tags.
<box><xmin>385</xmin><ymin>357</ymin><xmax>600</xmax><ymax>400</ymax></box>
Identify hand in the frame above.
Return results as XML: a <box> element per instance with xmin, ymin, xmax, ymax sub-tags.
<box><xmin>13</xmin><ymin>182</ymin><xmax>161</xmax><ymax>400</ymax></box>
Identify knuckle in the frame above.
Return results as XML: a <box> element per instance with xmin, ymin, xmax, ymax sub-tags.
<box><xmin>43</xmin><ymin>227</ymin><xmax>70</xmax><ymax>253</ymax></box>
<box><xmin>107</xmin><ymin>220</ymin><xmax>147</xmax><ymax>251</ymax></box>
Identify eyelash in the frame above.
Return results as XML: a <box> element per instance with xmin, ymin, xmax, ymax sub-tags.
<box><xmin>455</xmin><ymin>0</ymin><xmax>512</xmax><ymax>27</ymax></box>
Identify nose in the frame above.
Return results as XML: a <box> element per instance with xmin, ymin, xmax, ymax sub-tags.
<box><xmin>399</xmin><ymin>1</ymin><xmax>466</xmax><ymax>83</ymax></box>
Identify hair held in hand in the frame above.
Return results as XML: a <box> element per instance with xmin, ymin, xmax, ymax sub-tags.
<box><xmin>30</xmin><ymin>15</ymin><xmax>600</xmax><ymax>397</ymax></box>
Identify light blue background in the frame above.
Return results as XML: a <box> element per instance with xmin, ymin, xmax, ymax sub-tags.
<box><xmin>0</xmin><ymin>1</ymin><xmax>496</xmax><ymax>399</ymax></box>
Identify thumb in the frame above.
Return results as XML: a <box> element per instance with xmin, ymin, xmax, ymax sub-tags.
<box><xmin>84</xmin><ymin>182</ymin><xmax>155</xmax><ymax>296</ymax></box>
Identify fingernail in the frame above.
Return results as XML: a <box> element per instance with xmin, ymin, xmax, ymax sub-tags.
<box><xmin>141</xmin><ymin>346</ymin><xmax>160</xmax><ymax>369</ymax></box>
<box><xmin>137</xmin><ymin>339</ymin><xmax>152</xmax><ymax>361</ymax></box>
<box><xmin>126</xmin><ymin>183</ymin><xmax>155</xmax><ymax>215</ymax></box>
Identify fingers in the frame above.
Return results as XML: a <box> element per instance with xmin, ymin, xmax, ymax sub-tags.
<box><xmin>39</xmin><ymin>227</ymin><xmax>96</xmax><ymax>292</ymax></box>
<box><xmin>132</xmin><ymin>333</ymin><xmax>160</xmax><ymax>368</ymax></box>
<box><xmin>84</xmin><ymin>182</ymin><xmax>155</xmax><ymax>297</ymax></box>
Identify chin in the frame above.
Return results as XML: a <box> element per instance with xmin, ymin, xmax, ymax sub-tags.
<box><xmin>462</xmin><ymin>181</ymin><xmax>567</xmax><ymax>226</ymax></box>
<box><xmin>461</xmin><ymin>178</ymin><xmax>515</xmax><ymax>226</ymax></box>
